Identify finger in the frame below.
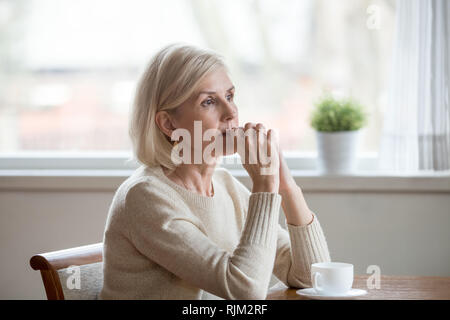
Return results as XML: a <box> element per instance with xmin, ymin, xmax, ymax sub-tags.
<box><xmin>255</xmin><ymin>123</ymin><xmax>266</xmax><ymax>132</ymax></box>
<box><xmin>263</xmin><ymin>129</ymin><xmax>280</xmax><ymax>175</ymax></box>
<box><xmin>267</xmin><ymin>129</ymin><xmax>278</xmax><ymax>157</ymax></box>
<box><xmin>256</xmin><ymin>124</ymin><xmax>269</xmax><ymax>165</ymax></box>
<box><xmin>243</xmin><ymin>123</ymin><xmax>257</xmax><ymax>165</ymax></box>
<box><xmin>234</xmin><ymin>127</ymin><xmax>245</xmax><ymax>158</ymax></box>
<box><xmin>244</xmin><ymin>122</ymin><xmax>256</xmax><ymax>131</ymax></box>
<box><xmin>267</xmin><ymin>129</ymin><xmax>273</xmax><ymax>159</ymax></box>
<box><xmin>248</xmin><ymin>130</ymin><xmax>259</xmax><ymax>165</ymax></box>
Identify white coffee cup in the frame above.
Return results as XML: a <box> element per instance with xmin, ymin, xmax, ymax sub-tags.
<box><xmin>311</xmin><ymin>262</ymin><xmax>354</xmax><ymax>295</ymax></box>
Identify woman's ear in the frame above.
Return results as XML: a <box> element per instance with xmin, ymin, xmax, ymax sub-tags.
<box><xmin>155</xmin><ymin>110</ymin><xmax>177</xmax><ymax>140</ymax></box>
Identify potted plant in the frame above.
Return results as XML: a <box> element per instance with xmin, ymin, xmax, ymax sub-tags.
<box><xmin>310</xmin><ymin>94</ymin><xmax>368</xmax><ymax>174</ymax></box>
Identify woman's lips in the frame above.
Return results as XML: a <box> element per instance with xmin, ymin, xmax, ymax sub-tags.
<box><xmin>221</xmin><ymin>126</ymin><xmax>239</xmax><ymax>134</ymax></box>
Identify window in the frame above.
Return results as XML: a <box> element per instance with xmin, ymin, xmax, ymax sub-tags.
<box><xmin>0</xmin><ymin>0</ymin><xmax>395</xmax><ymax>159</ymax></box>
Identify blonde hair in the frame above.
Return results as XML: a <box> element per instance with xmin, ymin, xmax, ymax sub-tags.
<box><xmin>128</xmin><ymin>43</ymin><xmax>227</xmax><ymax>172</ymax></box>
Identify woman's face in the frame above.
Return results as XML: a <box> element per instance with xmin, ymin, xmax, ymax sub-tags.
<box><xmin>171</xmin><ymin>67</ymin><xmax>239</xmax><ymax>158</ymax></box>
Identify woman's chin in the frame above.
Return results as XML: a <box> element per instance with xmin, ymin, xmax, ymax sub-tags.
<box><xmin>221</xmin><ymin>150</ymin><xmax>236</xmax><ymax>157</ymax></box>
<box><xmin>221</xmin><ymin>142</ymin><xmax>237</xmax><ymax>156</ymax></box>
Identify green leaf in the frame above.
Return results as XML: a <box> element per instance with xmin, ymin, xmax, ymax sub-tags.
<box><xmin>310</xmin><ymin>94</ymin><xmax>368</xmax><ymax>132</ymax></box>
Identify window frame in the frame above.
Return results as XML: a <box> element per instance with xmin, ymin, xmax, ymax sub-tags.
<box><xmin>0</xmin><ymin>151</ymin><xmax>379</xmax><ymax>171</ymax></box>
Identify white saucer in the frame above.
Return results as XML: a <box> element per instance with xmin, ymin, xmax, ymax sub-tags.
<box><xmin>296</xmin><ymin>288</ymin><xmax>368</xmax><ymax>300</ymax></box>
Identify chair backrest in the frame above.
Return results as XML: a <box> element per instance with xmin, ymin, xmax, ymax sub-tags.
<box><xmin>29</xmin><ymin>243</ymin><xmax>103</xmax><ymax>300</ymax></box>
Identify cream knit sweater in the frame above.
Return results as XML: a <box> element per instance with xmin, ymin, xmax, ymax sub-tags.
<box><xmin>98</xmin><ymin>165</ymin><xmax>331</xmax><ymax>300</ymax></box>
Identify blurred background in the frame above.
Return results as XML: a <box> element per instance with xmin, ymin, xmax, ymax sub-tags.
<box><xmin>2</xmin><ymin>0</ymin><xmax>449</xmax><ymax>300</ymax></box>
<box><xmin>0</xmin><ymin>0</ymin><xmax>395</xmax><ymax>154</ymax></box>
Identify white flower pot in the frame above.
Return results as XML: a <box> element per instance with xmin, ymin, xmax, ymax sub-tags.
<box><xmin>315</xmin><ymin>130</ymin><xmax>362</xmax><ymax>174</ymax></box>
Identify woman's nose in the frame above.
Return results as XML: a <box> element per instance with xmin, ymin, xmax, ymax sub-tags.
<box><xmin>223</xmin><ymin>102</ymin><xmax>237</xmax><ymax>121</ymax></box>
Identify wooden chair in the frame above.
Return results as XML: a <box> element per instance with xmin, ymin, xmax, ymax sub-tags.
<box><xmin>29</xmin><ymin>243</ymin><xmax>103</xmax><ymax>300</ymax></box>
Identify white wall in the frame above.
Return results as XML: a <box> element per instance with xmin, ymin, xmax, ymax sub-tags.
<box><xmin>0</xmin><ymin>191</ymin><xmax>111</xmax><ymax>299</ymax></box>
<box><xmin>1</xmin><ymin>174</ymin><xmax>449</xmax><ymax>299</ymax></box>
<box><xmin>306</xmin><ymin>192</ymin><xmax>450</xmax><ymax>276</ymax></box>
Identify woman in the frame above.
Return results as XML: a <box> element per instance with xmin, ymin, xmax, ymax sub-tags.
<box><xmin>99</xmin><ymin>43</ymin><xmax>331</xmax><ymax>300</ymax></box>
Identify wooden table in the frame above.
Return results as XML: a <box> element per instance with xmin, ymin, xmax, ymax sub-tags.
<box><xmin>266</xmin><ymin>275</ymin><xmax>450</xmax><ymax>300</ymax></box>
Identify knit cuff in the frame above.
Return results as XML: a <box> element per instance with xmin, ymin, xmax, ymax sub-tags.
<box><xmin>240</xmin><ymin>192</ymin><xmax>282</xmax><ymax>248</ymax></box>
<box><xmin>287</xmin><ymin>213</ymin><xmax>331</xmax><ymax>273</ymax></box>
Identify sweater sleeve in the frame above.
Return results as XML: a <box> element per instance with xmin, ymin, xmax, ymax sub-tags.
<box><xmin>124</xmin><ymin>182</ymin><xmax>282</xmax><ymax>300</ymax></box>
<box><xmin>226</xmin><ymin>171</ymin><xmax>331</xmax><ymax>288</ymax></box>
<box><xmin>273</xmin><ymin>213</ymin><xmax>332</xmax><ymax>288</ymax></box>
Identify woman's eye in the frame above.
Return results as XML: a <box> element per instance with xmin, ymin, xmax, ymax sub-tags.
<box><xmin>202</xmin><ymin>98</ymin><xmax>215</xmax><ymax>107</ymax></box>
<box><xmin>227</xmin><ymin>94</ymin><xmax>234</xmax><ymax>101</ymax></box>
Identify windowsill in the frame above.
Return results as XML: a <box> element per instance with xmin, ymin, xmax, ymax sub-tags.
<box><xmin>0</xmin><ymin>151</ymin><xmax>449</xmax><ymax>192</ymax></box>
<box><xmin>0</xmin><ymin>168</ymin><xmax>448</xmax><ymax>192</ymax></box>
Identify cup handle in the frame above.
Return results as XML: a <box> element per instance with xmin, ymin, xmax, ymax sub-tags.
<box><xmin>312</xmin><ymin>272</ymin><xmax>323</xmax><ymax>293</ymax></box>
